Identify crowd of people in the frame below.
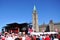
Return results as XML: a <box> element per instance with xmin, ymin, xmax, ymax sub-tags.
<box><xmin>0</xmin><ymin>32</ymin><xmax>60</xmax><ymax>40</ymax></box>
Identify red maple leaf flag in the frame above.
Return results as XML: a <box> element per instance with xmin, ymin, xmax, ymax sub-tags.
<box><xmin>28</xmin><ymin>28</ymin><xmax>33</xmax><ymax>33</ymax></box>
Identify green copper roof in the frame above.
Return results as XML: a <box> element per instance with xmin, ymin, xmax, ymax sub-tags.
<box><xmin>33</xmin><ymin>5</ymin><xmax>36</xmax><ymax>11</ymax></box>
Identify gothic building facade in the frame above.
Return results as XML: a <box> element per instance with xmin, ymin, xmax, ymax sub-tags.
<box><xmin>39</xmin><ymin>20</ymin><xmax>60</xmax><ymax>32</ymax></box>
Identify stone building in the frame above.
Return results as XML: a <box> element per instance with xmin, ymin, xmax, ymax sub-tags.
<box><xmin>32</xmin><ymin>5</ymin><xmax>60</xmax><ymax>32</ymax></box>
<box><xmin>39</xmin><ymin>20</ymin><xmax>60</xmax><ymax>32</ymax></box>
<box><xmin>32</xmin><ymin>5</ymin><xmax>39</xmax><ymax>32</ymax></box>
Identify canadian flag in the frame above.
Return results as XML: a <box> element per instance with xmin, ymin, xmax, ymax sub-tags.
<box><xmin>28</xmin><ymin>28</ymin><xmax>33</xmax><ymax>33</ymax></box>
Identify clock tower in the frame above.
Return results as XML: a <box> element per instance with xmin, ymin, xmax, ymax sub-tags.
<box><xmin>32</xmin><ymin>5</ymin><xmax>39</xmax><ymax>32</ymax></box>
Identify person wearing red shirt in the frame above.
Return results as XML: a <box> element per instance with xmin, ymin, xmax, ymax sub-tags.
<box><xmin>25</xmin><ymin>35</ymin><xmax>31</xmax><ymax>40</ymax></box>
<box><xmin>2</xmin><ymin>36</ymin><xmax>5</xmax><ymax>40</ymax></box>
<box><xmin>33</xmin><ymin>35</ymin><xmax>36</xmax><ymax>40</ymax></box>
<box><xmin>45</xmin><ymin>35</ymin><xmax>50</xmax><ymax>40</ymax></box>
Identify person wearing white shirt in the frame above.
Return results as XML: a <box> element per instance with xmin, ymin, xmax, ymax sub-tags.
<box><xmin>54</xmin><ymin>36</ymin><xmax>59</xmax><ymax>40</ymax></box>
<box><xmin>54</xmin><ymin>38</ymin><xmax>59</xmax><ymax>40</ymax></box>
<box><xmin>5</xmin><ymin>34</ymin><xmax>13</xmax><ymax>40</ymax></box>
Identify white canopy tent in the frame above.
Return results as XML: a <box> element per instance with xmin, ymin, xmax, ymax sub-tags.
<box><xmin>30</xmin><ymin>32</ymin><xmax>58</xmax><ymax>35</ymax></box>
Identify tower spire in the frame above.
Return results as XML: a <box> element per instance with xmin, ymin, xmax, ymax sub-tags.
<box><xmin>33</xmin><ymin>5</ymin><xmax>36</xmax><ymax>11</ymax></box>
<box><xmin>32</xmin><ymin>5</ymin><xmax>39</xmax><ymax>32</ymax></box>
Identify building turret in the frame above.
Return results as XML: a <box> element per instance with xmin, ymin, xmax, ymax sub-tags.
<box><xmin>32</xmin><ymin>5</ymin><xmax>39</xmax><ymax>32</ymax></box>
<box><xmin>49</xmin><ymin>20</ymin><xmax>54</xmax><ymax>32</ymax></box>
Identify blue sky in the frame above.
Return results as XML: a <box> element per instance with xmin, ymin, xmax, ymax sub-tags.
<box><xmin>0</xmin><ymin>0</ymin><xmax>60</xmax><ymax>32</ymax></box>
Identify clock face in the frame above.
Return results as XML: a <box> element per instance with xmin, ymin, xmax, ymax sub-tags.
<box><xmin>22</xmin><ymin>27</ymin><xmax>26</xmax><ymax>30</ymax></box>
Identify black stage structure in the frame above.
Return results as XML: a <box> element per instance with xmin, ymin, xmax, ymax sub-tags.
<box><xmin>2</xmin><ymin>23</ymin><xmax>32</xmax><ymax>34</ymax></box>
